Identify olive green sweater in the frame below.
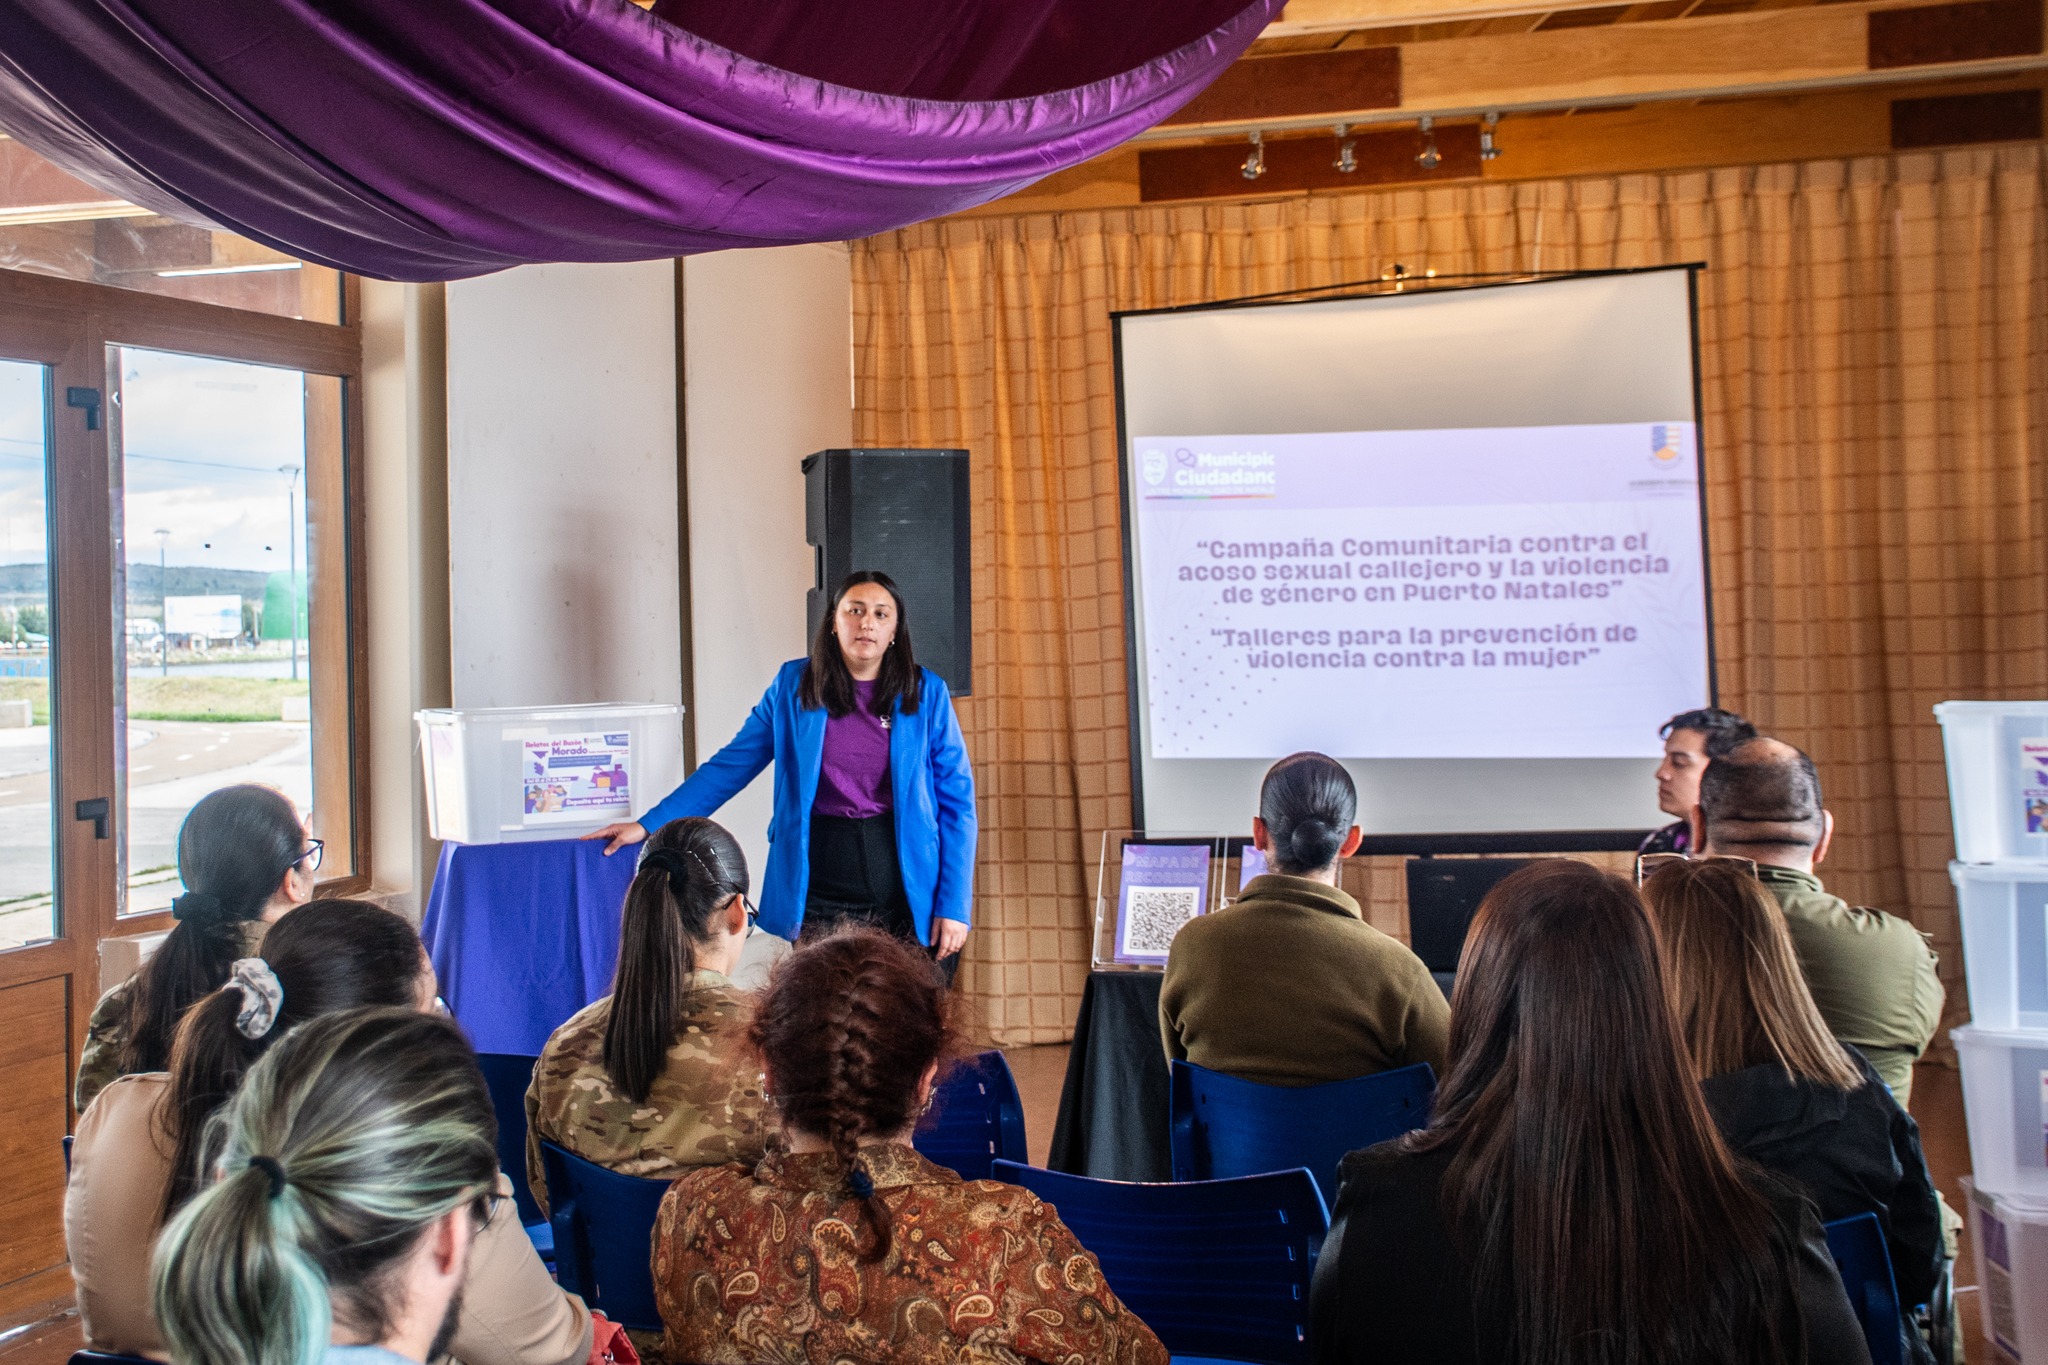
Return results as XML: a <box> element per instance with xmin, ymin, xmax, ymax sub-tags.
<box><xmin>1160</xmin><ymin>874</ymin><xmax>1450</xmax><ymax>1088</ymax></box>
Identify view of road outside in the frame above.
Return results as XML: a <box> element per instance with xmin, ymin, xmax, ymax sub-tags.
<box><xmin>0</xmin><ymin>359</ymin><xmax>51</xmax><ymax>949</ymax></box>
<box><xmin>115</xmin><ymin>348</ymin><xmax>316</xmax><ymax>920</ymax></box>
<box><xmin>0</xmin><ymin>350</ymin><xmax>319</xmax><ymax>950</ymax></box>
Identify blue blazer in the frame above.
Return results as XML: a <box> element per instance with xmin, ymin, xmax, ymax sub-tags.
<box><xmin>637</xmin><ymin>660</ymin><xmax>978</xmax><ymax>944</ymax></box>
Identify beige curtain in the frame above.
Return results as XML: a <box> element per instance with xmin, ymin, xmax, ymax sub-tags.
<box><xmin>852</xmin><ymin>146</ymin><xmax>2048</xmax><ymax>1048</ymax></box>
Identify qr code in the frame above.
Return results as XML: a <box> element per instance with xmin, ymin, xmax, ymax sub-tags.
<box><xmin>1122</xmin><ymin>886</ymin><xmax>1201</xmax><ymax>956</ymax></box>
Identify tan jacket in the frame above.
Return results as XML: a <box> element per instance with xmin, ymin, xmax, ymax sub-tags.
<box><xmin>66</xmin><ymin>1074</ymin><xmax>592</xmax><ymax>1365</ymax></box>
<box><xmin>1161</xmin><ymin>874</ymin><xmax>1450</xmax><ymax>1088</ymax></box>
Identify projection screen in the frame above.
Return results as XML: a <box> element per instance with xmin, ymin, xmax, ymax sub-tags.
<box><xmin>1114</xmin><ymin>267</ymin><xmax>1713</xmax><ymax>843</ymax></box>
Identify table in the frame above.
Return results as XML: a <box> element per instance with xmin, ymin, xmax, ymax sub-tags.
<box><xmin>420</xmin><ymin>839</ymin><xmax>639</xmax><ymax>1056</ymax></box>
<box><xmin>1047</xmin><ymin>970</ymin><xmax>1173</xmax><ymax>1182</ymax></box>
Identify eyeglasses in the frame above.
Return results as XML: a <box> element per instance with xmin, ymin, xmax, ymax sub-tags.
<box><xmin>284</xmin><ymin>838</ymin><xmax>324</xmax><ymax>878</ymax></box>
<box><xmin>743</xmin><ymin>895</ymin><xmax>759</xmax><ymax>936</ymax></box>
<box><xmin>1634</xmin><ymin>851</ymin><xmax>1760</xmax><ymax>886</ymax></box>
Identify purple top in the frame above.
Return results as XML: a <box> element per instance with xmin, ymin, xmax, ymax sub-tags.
<box><xmin>815</xmin><ymin>680</ymin><xmax>893</xmax><ymax>819</ymax></box>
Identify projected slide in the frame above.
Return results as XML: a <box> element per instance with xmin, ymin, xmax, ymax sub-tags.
<box><xmin>1115</xmin><ymin>268</ymin><xmax>1712</xmax><ymax>836</ymax></box>
<box><xmin>1134</xmin><ymin>422</ymin><xmax>1706</xmax><ymax>759</ymax></box>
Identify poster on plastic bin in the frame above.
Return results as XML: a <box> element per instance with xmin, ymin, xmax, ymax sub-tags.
<box><xmin>1115</xmin><ymin>842</ymin><xmax>1210</xmax><ymax>965</ymax></box>
<box><xmin>521</xmin><ymin>732</ymin><xmax>632</xmax><ymax>825</ymax></box>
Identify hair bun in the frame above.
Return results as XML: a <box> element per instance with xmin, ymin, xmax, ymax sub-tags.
<box><xmin>171</xmin><ymin>889</ymin><xmax>226</xmax><ymax>924</ymax></box>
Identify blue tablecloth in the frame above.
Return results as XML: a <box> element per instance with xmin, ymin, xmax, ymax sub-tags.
<box><xmin>420</xmin><ymin>839</ymin><xmax>639</xmax><ymax>1057</ymax></box>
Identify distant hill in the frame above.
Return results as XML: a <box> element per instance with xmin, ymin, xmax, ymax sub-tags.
<box><xmin>0</xmin><ymin>562</ymin><xmax>271</xmax><ymax>606</ymax></box>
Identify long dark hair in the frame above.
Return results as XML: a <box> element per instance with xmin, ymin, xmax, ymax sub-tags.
<box><xmin>750</xmin><ymin>926</ymin><xmax>960</xmax><ymax>1263</ymax></box>
<box><xmin>798</xmin><ymin>570</ymin><xmax>921</xmax><ymax>719</ymax></box>
<box><xmin>154</xmin><ymin>1010</ymin><xmax>497</xmax><ymax>1365</ymax></box>
<box><xmin>1259</xmin><ymin>751</ymin><xmax>1356</xmax><ymax>874</ymax></box>
<box><xmin>602</xmin><ymin>817</ymin><xmax>749</xmax><ymax>1103</ymax></box>
<box><xmin>1409</xmin><ymin>860</ymin><xmax>1806</xmax><ymax>1365</ymax></box>
<box><xmin>122</xmin><ymin>785</ymin><xmax>307</xmax><ymax>1075</ymax></box>
<box><xmin>160</xmin><ymin>899</ymin><xmax>427</xmax><ymax>1219</ymax></box>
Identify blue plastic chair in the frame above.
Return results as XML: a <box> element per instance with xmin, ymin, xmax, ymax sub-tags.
<box><xmin>991</xmin><ymin>1159</ymin><xmax>1327</xmax><ymax>1365</ymax></box>
<box><xmin>1823</xmin><ymin>1212</ymin><xmax>1907</xmax><ymax>1365</ymax></box>
<box><xmin>1169</xmin><ymin>1061</ymin><xmax>1435</xmax><ymax>1203</ymax></box>
<box><xmin>475</xmin><ymin>1051</ymin><xmax>553</xmax><ymax>1260</ymax></box>
<box><xmin>540</xmin><ymin>1141</ymin><xmax>672</xmax><ymax>1333</ymax></box>
<box><xmin>913</xmin><ymin>1049</ymin><xmax>1028</xmax><ymax>1181</ymax></box>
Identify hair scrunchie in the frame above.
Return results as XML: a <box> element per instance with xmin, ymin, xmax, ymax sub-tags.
<box><xmin>247</xmin><ymin>1154</ymin><xmax>288</xmax><ymax>1199</ymax></box>
<box><xmin>639</xmin><ymin>847</ymin><xmax>694</xmax><ymax>901</ymax></box>
<box><xmin>227</xmin><ymin>957</ymin><xmax>285</xmax><ymax>1040</ymax></box>
<box><xmin>846</xmin><ymin>1165</ymin><xmax>877</xmax><ymax>1200</ymax></box>
<box><xmin>171</xmin><ymin>889</ymin><xmax>225</xmax><ymax>924</ymax></box>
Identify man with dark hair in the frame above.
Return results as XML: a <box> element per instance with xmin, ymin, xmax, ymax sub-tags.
<box><xmin>1639</xmin><ymin>707</ymin><xmax>1759</xmax><ymax>856</ymax></box>
<box><xmin>1691</xmin><ymin>737</ymin><xmax>1944</xmax><ymax>1104</ymax></box>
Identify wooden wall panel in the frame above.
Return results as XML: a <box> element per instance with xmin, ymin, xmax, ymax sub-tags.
<box><xmin>1164</xmin><ymin>47</ymin><xmax>1401</xmax><ymax>126</ymax></box>
<box><xmin>1869</xmin><ymin>0</ymin><xmax>2044</xmax><ymax>70</ymax></box>
<box><xmin>1891</xmin><ymin>87</ymin><xmax>2045</xmax><ymax>145</ymax></box>
<box><xmin>0</xmin><ymin>976</ymin><xmax>72</xmax><ymax>1316</ymax></box>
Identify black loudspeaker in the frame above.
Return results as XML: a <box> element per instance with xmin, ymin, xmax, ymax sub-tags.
<box><xmin>1404</xmin><ymin>857</ymin><xmax>1536</xmax><ymax>976</ymax></box>
<box><xmin>803</xmin><ymin>449</ymin><xmax>972</xmax><ymax>696</ymax></box>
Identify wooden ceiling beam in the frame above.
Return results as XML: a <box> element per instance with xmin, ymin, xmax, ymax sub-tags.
<box><xmin>1172</xmin><ymin>0</ymin><xmax>2048</xmax><ymax>137</ymax></box>
<box><xmin>1265</xmin><ymin>0</ymin><xmax>1671</xmax><ymax>36</ymax></box>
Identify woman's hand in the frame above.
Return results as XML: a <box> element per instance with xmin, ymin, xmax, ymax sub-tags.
<box><xmin>582</xmin><ymin>821</ymin><xmax>648</xmax><ymax>856</ymax></box>
<box><xmin>932</xmin><ymin>918</ymin><xmax>970</xmax><ymax>961</ymax></box>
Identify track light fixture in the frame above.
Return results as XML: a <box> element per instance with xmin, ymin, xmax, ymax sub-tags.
<box><xmin>1415</xmin><ymin>117</ymin><xmax>1441</xmax><ymax>171</ymax></box>
<box><xmin>1480</xmin><ymin>111</ymin><xmax>1502</xmax><ymax>162</ymax></box>
<box><xmin>1333</xmin><ymin>123</ymin><xmax>1357</xmax><ymax>174</ymax></box>
<box><xmin>1242</xmin><ymin>130</ymin><xmax>1266</xmax><ymax>181</ymax></box>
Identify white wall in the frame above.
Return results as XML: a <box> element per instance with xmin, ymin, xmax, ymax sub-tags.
<box><xmin>681</xmin><ymin>244</ymin><xmax>852</xmax><ymax>888</ymax></box>
<box><xmin>445</xmin><ymin>262</ymin><xmax>683</xmax><ymax>710</ymax></box>
<box><xmin>360</xmin><ymin>280</ymin><xmax>450</xmax><ymax>912</ymax></box>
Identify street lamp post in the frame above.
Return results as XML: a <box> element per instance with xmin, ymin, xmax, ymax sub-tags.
<box><xmin>279</xmin><ymin>465</ymin><xmax>301</xmax><ymax>683</ymax></box>
<box><xmin>155</xmin><ymin>528</ymin><xmax>170</xmax><ymax>677</ymax></box>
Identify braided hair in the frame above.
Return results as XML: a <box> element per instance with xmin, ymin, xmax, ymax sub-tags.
<box><xmin>750</xmin><ymin>926</ymin><xmax>960</xmax><ymax>1263</ymax></box>
<box><xmin>601</xmin><ymin>817</ymin><xmax>749</xmax><ymax>1103</ymax></box>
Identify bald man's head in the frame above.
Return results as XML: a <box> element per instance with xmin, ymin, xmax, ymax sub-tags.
<box><xmin>1697</xmin><ymin>737</ymin><xmax>1826</xmax><ymax>853</ymax></box>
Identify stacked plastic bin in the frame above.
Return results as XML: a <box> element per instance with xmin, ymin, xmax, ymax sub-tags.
<box><xmin>1935</xmin><ymin>702</ymin><xmax>2048</xmax><ymax>1363</ymax></box>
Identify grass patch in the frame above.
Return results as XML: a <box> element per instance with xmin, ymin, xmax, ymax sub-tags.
<box><xmin>129</xmin><ymin>677</ymin><xmax>309</xmax><ymax>722</ymax></box>
<box><xmin>0</xmin><ymin>677</ymin><xmax>309</xmax><ymax>723</ymax></box>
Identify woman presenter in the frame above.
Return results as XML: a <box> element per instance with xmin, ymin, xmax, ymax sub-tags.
<box><xmin>588</xmin><ymin>572</ymin><xmax>977</xmax><ymax>968</ymax></box>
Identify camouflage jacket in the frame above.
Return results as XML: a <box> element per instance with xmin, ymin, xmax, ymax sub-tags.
<box><xmin>524</xmin><ymin>970</ymin><xmax>772</xmax><ymax>1214</ymax></box>
<box><xmin>74</xmin><ymin>918</ymin><xmax>270</xmax><ymax>1115</ymax></box>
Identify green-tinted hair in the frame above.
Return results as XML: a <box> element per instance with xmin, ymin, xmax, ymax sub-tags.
<box><xmin>151</xmin><ymin>1009</ymin><xmax>499</xmax><ymax>1365</ymax></box>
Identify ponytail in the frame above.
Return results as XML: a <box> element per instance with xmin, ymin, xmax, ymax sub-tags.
<box><xmin>161</xmin><ymin>900</ymin><xmax>427</xmax><ymax>1220</ymax></box>
<box><xmin>153</xmin><ymin>1009</ymin><xmax>497</xmax><ymax>1365</ymax></box>
<box><xmin>122</xmin><ymin>785</ymin><xmax>305</xmax><ymax>1075</ymax></box>
<box><xmin>603</xmin><ymin>818</ymin><xmax>749</xmax><ymax>1103</ymax></box>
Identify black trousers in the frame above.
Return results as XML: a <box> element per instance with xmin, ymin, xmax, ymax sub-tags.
<box><xmin>803</xmin><ymin>811</ymin><xmax>958</xmax><ymax>985</ymax></box>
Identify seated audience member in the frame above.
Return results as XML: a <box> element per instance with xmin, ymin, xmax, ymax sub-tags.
<box><xmin>1160</xmin><ymin>752</ymin><xmax>1448</xmax><ymax>1086</ymax></box>
<box><xmin>654</xmin><ymin>926</ymin><xmax>1169</xmax><ymax>1365</ymax></box>
<box><xmin>66</xmin><ymin>900</ymin><xmax>590</xmax><ymax>1365</ymax></box>
<box><xmin>1310</xmin><ymin>861</ymin><xmax>1870</xmax><ymax>1365</ymax></box>
<box><xmin>1640</xmin><ymin>707</ymin><xmax>1758</xmax><ymax>856</ymax></box>
<box><xmin>527</xmin><ymin>816</ymin><xmax>770</xmax><ymax>1212</ymax></box>
<box><xmin>76</xmin><ymin>784</ymin><xmax>318</xmax><ymax>1112</ymax></box>
<box><xmin>1693</xmin><ymin>737</ymin><xmax>1943</xmax><ymax>1105</ymax></box>
<box><xmin>152</xmin><ymin>1009</ymin><xmax>500</xmax><ymax>1365</ymax></box>
<box><xmin>1642</xmin><ymin>857</ymin><xmax>1943</xmax><ymax>1335</ymax></box>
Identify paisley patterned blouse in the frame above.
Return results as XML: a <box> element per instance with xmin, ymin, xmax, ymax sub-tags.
<box><xmin>653</xmin><ymin>1143</ymin><xmax>1169</xmax><ymax>1365</ymax></box>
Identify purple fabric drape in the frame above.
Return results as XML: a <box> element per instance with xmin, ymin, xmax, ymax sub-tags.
<box><xmin>0</xmin><ymin>0</ymin><xmax>1278</xmax><ymax>282</ymax></box>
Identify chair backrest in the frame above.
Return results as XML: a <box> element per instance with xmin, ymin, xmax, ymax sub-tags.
<box><xmin>1823</xmin><ymin>1212</ymin><xmax>1907</xmax><ymax>1365</ymax></box>
<box><xmin>1169</xmin><ymin>1060</ymin><xmax>1435</xmax><ymax>1203</ymax></box>
<box><xmin>68</xmin><ymin>1353</ymin><xmax>158</xmax><ymax>1365</ymax></box>
<box><xmin>540</xmin><ymin>1141</ymin><xmax>672</xmax><ymax>1334</ymax></box>
<box><xmin>913</xmin><ymin>1048</ymin><xmax>1028</xmax><ymax>1182</ymax></box>
<box><xmin>475</xmin><ymin>1052</ymin><xmax>545</xmax><ymax>1229</ymax></box>
<box><xmin>991</xmin><ymin>1159</ymin><xmax>1327</xmax><ymax>1365</ymax></box>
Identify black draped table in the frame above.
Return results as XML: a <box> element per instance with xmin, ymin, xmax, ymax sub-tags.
<box><xmin>1047</xmin><ymin>971</ymin><xmax>1174</xmax><ymax>1182</ymax></box>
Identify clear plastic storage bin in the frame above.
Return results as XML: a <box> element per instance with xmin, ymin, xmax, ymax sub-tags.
<box><xmin>1935</xmin><ymin>701</ymin><xmax>2048</xmax><ymax>863</ymax></box>
<box><xmin>1961</xmin><ymin>1177</ymin><xmax>2048</xmax><ymax>1363</ymax></box>
<box><xmin>1953</xmin><ymin>862</ymin><xmax>2048</xmax><ymax>1032</ymax></box>
<box><xmin>416</xmin><ymin>703</ymin><xmax>685</xmax><ymax>845</ymax></box>
<box><xmin>1954</xmin><ymin>1024</ymin><xmax>2048</xmax><ymax>1203</ymax></box>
